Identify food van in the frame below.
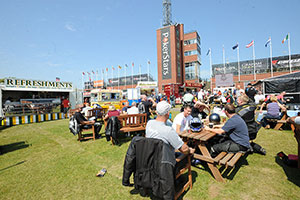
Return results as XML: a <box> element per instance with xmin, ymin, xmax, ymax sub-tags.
<box><xmin>90</xmin><ymin>89</ymin><xmax>125</xmax><ymax>110</ymax></box>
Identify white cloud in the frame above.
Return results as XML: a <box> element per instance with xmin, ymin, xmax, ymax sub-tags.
<box><xmin>65</xmin><ymin>23</ymin><xmax>76</xmax><ymax>32</ymax></box>
<box><xmin>46</xmin><ymin>62</ymin><xmax>62</xmax><ymax>67</ymax></box>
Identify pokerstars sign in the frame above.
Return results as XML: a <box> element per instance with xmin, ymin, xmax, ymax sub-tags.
<box><xmin>161</xmin><ymin>27</ymin><xmax>172</xmax><ymax>80</ymax></box>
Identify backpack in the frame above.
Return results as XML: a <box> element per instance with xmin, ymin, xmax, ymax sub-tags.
<box><xmin>69</xmin><ymin>115</ymin><xmax>80</xmax><ymax>135</ymax></box>
<box><xmin>138</xmin><ymin>102</ymin><xmax>146</xmax><ymax>114</ymax></box>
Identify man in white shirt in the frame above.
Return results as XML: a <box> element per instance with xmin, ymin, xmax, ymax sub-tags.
<box><xmin>197</xmin><ymin>89</ymin><xmax>205</xmax><ymax>102</ymax></box>
<box><xmin>127</xmin><ymin>102</ymin><xmax>139</xmax><ymax>115</ymax></box>
<box><xmin>172</xmin><ymin>104</ymin><xmax>193</xmax><ymax>133</ymax></box>
<box><xmin>254</xmin><ymin>91</ymin><xmax>265</xmax><ymax>105</ymax></box>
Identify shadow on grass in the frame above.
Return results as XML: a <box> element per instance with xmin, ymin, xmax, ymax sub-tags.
<box><xmin>0</xmin><ymin>141</ymin><xmax>30</xmax><ymax>155</ymax></box>
<box><xmin>0</xmin><ymin>160</ymin><xmax>27</xmax><ymax>172</ymax></box>
<box><xmin>275</xmin><ymin>156</ymin><xmax>300</xmax><ymax>187</ymax></box>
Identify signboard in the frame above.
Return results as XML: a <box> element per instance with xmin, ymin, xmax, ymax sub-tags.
<box><xmin>136</xmin><ymin>81</ymin><xmax>157</xmax><ymax>89</ymax></box>
<box><xmin>161</xmin><ymin>27</ymin><xmax>172</xmax><ymax>79</ymax></box>
<box><xmin>4</xmin><ymin>78</ymin><xmax>73</xmax><ymax>91</ymax></box>
<box><xmin>185</xmin><ymin>82</ymin><xmax>203</xmax><ymax>88</ymax></box>
<box><xmin>212</xmin><ymin>54</ymin><xmax>300</xmax><ymax>77</ymax></box>
<box><xmin>108</xmin><ymin>74</ymin><xmax>154</xmax><ymax>87</ymax></box>
<box><xmin>93</xmin><ymin>80</ymin><xmax>104</xmax><ymax>87</ymax></box>
<box><xmin>215</xmin><ymin>74</ymin><xmax>234</xmax><ymax>87</ymax></box>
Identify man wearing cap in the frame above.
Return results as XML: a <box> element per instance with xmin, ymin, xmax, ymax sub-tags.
<box><xmin>146</xmin><ymin>101</ymin><xmax>191</xmax><ymax>154</ymax></box>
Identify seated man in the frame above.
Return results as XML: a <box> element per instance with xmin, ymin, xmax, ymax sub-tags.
<box><xmin>81</xmin><ymin>102</ymin><xmax>93</xmax><ymax>118</ymax></box>
<box><xmin>146</xmin><ymin>101</ymin><xmax>192</xmax><ymax>154</ymax></box>
<box><xmin>122</xmin><ymin>102</ymin><xmax>130</xmax><ymax>114</ymax></box>
<box><xmin>172</xmin><ymin>104</ymin><xmax>193</xmax><ymax>133</ymax></box>
<box><xmin>127</xmin><ymin>102</ymin><xmax>139</xmax><ymax>115</ymax></box>
<box><xmin>236</xmin><ymin>95</ymin><xmax>266</xmax><ymax>155</ymax></box>
<box><xmin>205</xmin><ymin>104</ymin><xmax>250</xmax><ymax>156</ymax></box>
<box><xmin>75</xmin><ymin>106</ymin><xmax>102</xmax><ymax>138</ymax></box>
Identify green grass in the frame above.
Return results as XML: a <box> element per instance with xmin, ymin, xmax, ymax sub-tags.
<box><xmin>0</xmin><ymin>112</ymin><xmax>300</xmax><ymax>200</ymax></box>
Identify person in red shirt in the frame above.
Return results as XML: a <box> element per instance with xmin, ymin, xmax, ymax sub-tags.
<box><xmin>62</xmin><ymin>97</ymin><xmax>70</xmax><ymax>114</ymax></box>
<box><xmin>103</xmin><ymin>105</ymin><xmax>120</xmax><ymax>120</ymax></box>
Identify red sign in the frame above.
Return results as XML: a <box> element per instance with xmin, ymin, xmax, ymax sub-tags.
<box><xmin>185</xmin><ymin>82</ymin><xmax>203</xmax><ymax>88</ymax></box>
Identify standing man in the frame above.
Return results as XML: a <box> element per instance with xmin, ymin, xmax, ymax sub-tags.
<box><xmin>138</xmin><ymin>94</ymin><xmax>156</xmax><ymax>121</ymax></box>
<box><xmin>205</xmin><ymin>104</ymin><xmax>250</xmax><ymax>156</ymax></box>
<box><xmin>172</xmin><ymin>104</ymin><xmax>193</xmax><ymax>133</ymax></box>
<box><xmin>245</xmin><ymin>83</ymin><xmax>257</xmax><ymax>103</ymax></box>
<box><xmin>62</xmin><ymin>97</ymin><xmax>70</xmax><ymax>114</ymax></box>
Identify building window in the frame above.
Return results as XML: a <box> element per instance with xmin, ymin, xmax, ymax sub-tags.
<box><xmin>177</xmin><ymin>62</ymin><xmax>181</xmax><ymax>77</ymax></box>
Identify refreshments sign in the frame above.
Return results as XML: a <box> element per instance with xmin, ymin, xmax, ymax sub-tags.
<box><xmin>5</xmin><ymin>78</ymin><xmax>73</xmax><ymax>91</ymax></box>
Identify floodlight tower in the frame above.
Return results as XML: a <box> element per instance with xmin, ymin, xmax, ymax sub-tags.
<box><xmin>162</xmin><ymin>0</ymin><xmax>172</xmax><ymax>26</ymax></box>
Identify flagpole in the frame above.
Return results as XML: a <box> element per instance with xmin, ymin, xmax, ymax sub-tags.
<box><xmin>147</xmin><ymin>61</ymin><xmax>150</xmax><ymax>82</ymax></box>
<box><xmin>82</xmin><ymin>73</ymin><xmax>84</xmax><ymax>90</ymax></box>
<box><xmin>253</xmin><ymin>41</ymin><xmax>256</xmax><ymax>80</ymax></box>
<box><xmin>125</xmin><ymin>65</ymin><xmax>127</xmax><ymax>89</ymax></box>
<box><xmin>209</xmin><ymin>48</ymin><xmax>213</xmax><ymax>92</ymax></box>
<box><xmin>288</xmin><ymin>33</ymin><xmax>291</xmax><ymax>73</ymax></box>
<box><xmin>132</xmin><ymin>63</ymin><xmax>134</xmax><ymax>87</ymax></box>
<box><xmin>223</xmin><ymin>45</ymin><xmax>226</xmax><ymax>74</ymax></box>
<box><xmin>118</xmin><ymin>66</ymin><xmax>120</xmax><ymax>90</ymax></box>
<box><xmin>235</xmin><ymin>44</ymin><xmax>240</xmax><ymax>82</ymax></box>
<box><xmin>139</xmin><ymin>64</ymin><xmax>141</xmax><ymax>83</ymax></box>
<box><xmin>112</xmin><ymin>67</ymin><xmax>114</xmax><ymax>90</ymax></box>
<box><xmin>269</xmin><ymin>38</ymin><xmax>273</xmax><ymax>77</ymax></box>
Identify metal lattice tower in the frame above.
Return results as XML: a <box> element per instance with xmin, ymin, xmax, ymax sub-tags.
<box><xmin>162</xmin><ymin>0</ymin><xmax>172</xmax><ymax>26</ymax></box>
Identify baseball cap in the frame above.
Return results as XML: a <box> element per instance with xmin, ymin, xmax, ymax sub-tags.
<box><xmin>156</xmin><ymin>101</ymin><xmax>171</xmax><ymax>116</ymax></box>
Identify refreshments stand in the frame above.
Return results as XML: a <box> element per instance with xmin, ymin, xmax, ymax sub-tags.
<box><xmin>0</xmin><ymin>78</ymin><xmax>74</xmax><ymax>126</ymax></box>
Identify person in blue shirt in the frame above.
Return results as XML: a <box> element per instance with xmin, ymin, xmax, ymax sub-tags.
<box><xmin>205</xmin><ymin>104</ymin><xmax>250</xmax><ymax>156</ymax></box>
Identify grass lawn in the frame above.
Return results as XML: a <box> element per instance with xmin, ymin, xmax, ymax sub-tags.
<box><xmin>0</xmin><ymin>110</ymin><xmax>300</xmax><ymax>199</ymax></box>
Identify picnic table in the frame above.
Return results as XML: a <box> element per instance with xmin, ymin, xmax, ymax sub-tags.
<box><xmin>178</xmin><ymin>128</ymin><xmax>245</xmax><ymax>182</ymax></box>
<box><xmin>287</xmin><ymin>117</ymin><xmax>300</xmax><ymax>169</ymax></box>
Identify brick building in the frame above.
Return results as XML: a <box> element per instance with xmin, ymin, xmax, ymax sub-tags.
<box><xmin>156</xmin><ymin>24</ymin><xmax>202</xmax><ymax>93</ymax></box>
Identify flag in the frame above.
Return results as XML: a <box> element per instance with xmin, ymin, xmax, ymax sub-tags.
<box><xmin>118</xmin><ymin>65</ymin><xmax>122</xmax><ymax>69</ymax></box>
<box><xmin>125</xmin><ymin>64</ymin><xmax>128</xmax><ymax>68</ymax></box>
<box><xmin>106</xmin><ymin>67</ymin><xmax>108</xmax><ymax>72</ymax></box>
<box><xmin>265</xmin><ymin>38</ymin><xmax>271</xmax><ymax>47</ymax></box>
<box><xmin>112</xmin><ymin>66</ymin><xmax>115</xmax><ymax>70</ymax></box>
<box><xmin>92</xmin><ymin>70</ymin><xmax>95</xmax><ymax>74</ymax></box>
<box><xmin>132</xmin><ymin>62</ymin><xmax>134</xmax><ymax>67</ymax></box>
<box><xmin>56</xmin><ymin>77</ymin><xmax>60</xmax><ymax>82</ymax></box>
<box><xmin>102</xmin><ymin>69</ymin><xmax>104</xmax><ymax>73</ymax></box>
<box><xmin>206</xmin><ymin>49</ymin><xmax>210</xmax><ymax>56</ymax></box>
<box><xmin>282</xmin><ymin>34</ymin><xmax>288</xmax><ymax>44</ymax></box>
<box><xmin>246</xmin><ymin>40</ymin><xmax>254</xmax><ymax>48</ymax></box>
<box><xmin>87</xmin><ymin>72</ymin><xmax>90</xmax><ymax>75</ymax></box>
<box><xmin>96</xmin><ymin>70</ymin><xmax>98</xmax><ymax>74</ymax></box>
<box><xmin>232</xmin><ymin>44</ymin><xmax>238</xmax><ymax>50</ymax></box>
<box><xmin>148</xmin><ymin>60</ymin><xmax>150</xmax><ymax>64</ymax></box>
<box><xmin>82</xmin><ymin>72</ymin><xmax>85</xmax><ymax>75</ymax></box>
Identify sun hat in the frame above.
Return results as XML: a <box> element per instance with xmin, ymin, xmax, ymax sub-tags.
<box><xmin>156</xmin><ymin>101</ymin><xmax>171</xmax><ymax>116</ymax></box>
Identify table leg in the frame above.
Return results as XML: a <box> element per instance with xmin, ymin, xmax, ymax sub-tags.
<box><xmin>198</xmin><ymin>142</ymin><xmax>225</xmax><ymax>182</ymax></box>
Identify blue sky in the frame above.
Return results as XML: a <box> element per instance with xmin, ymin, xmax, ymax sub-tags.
<box><xmin>0</xmin><ymin>0</ymin><xmax>300</xmax><ymax>88</ymax></box>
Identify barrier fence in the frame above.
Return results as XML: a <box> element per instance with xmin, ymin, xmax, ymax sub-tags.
<box><xmin>0</xmin><ymin>112</ymin><xmax>66</xmax><ymax>127</ymax></box>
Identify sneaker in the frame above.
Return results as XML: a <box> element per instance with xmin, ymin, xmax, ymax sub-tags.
<box><xmin>259</xmin><ymin>147</ymin><xmax>266</xmax><ymax>155</ymax></box>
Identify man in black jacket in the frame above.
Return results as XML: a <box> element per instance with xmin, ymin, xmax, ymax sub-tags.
<box><xmin>245</xmin><ymin>83</ymin><xmax>257</xmax><ymax>102</ymax></box>
<box><xmin>236</xmin><ymin>95</ymin><xmax>266</xmax><ymax>155</ymax></box>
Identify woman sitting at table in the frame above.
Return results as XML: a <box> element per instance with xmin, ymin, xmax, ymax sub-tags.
<box><xmin>205</xmin><ymin>104</ymin><xmax>250</xmax><ymax>157</ymax></box>
<box><xmin>260</xmin><ymin>95</ymin><xmax>286</xmax><ymax>129</ymax></box>
<box><xmin>103</xmin><ymin>105</ymin><xmax>120</xmax><ymax>121</ymax></box>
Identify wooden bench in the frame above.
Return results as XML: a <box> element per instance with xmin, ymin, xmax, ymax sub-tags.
<box><xmin>266</xmin><ymin>112</ymin><xmax>288</xmax><ymax>130</ymax></box>
<box><xmin>105</xmin><ymin>113</ymin><xmax>147</xmax><ymax>145</ymax></box>
<box><xmin>179</xmin><ymin>130</ymin><xmax>245</xmax><ymax>182</ymax></box>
